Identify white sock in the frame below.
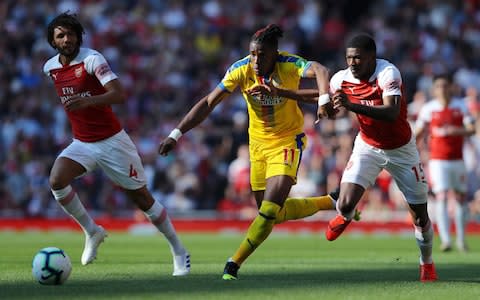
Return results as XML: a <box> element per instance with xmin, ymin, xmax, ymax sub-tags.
<box><xmin>454</xmin><ymin>201</ymin><xmax>468</xmax><ymax>246</ymax></box>
<box><xmin>435</xmin><ymin>198</ymin><xmax>451</xmax><ymax>245</ymax></box>
<box><xmin>52</xmin><ymin>185</ymin><xmax>97</xmax><ymax>236</ymax></box>
<box><xmin>415</xmin><ymin>220</ymin><xmax>433</xmax><ymax>265</ymax></box>
<box><xmin>144</xmin><ymin>200</ymin><xmax>186</xmax><ymax>255</ymax></box>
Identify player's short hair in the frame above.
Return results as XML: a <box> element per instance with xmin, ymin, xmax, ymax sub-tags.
<box><xmin>251</xmin><ymin>24</ymin><xmax>283</xmax><ymax>49</ymax></box>
<box><xmin>433</xmin><ymin>73</ymin><xmax>452</xmax><ymax>83</ymax></box>
<box><xmin>347</xmin><ymin>34</ymin><xmax>376</xmax><ymax>54</ymax></box>
<box><xmin>47</xmin><ymin>12</ymin><xmax>84</xmax><ymax>48</ymax></box>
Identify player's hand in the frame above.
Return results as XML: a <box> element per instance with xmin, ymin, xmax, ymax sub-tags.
<box><xmin>316</xmin><ymin>93</ymin><xmax>338</xmax><ymax>122</ymax></box>
<box><xmin>332</xmin><ymin>90</ymin><xmax>350</xmax><ymax>111</ymax></box>
<box><xmin>158</xmin><ymin>138</ymin><xmax>177</xmax><ymax>156</ymax></box>
<box><xmin>247</xmin><ymin>81</ymin><xmax>277</xmax><ymax>98</ymax></box>
<box><xmin>432</xmin><ymin>125</ymin><xmax>460</xmax><ymax>137</ymax></box>
<box><xmin>64</xmin><ymin>96</ymin><xmax>91</xmax><ymax>111</ymax></box>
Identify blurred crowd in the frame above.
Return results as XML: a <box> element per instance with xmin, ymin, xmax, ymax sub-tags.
<box><xmin>2</xmin><ymin>0</ymin><xmax>480</xmax><ymax>222</ymax></box>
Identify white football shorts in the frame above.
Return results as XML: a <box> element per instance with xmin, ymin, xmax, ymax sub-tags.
<box><xmin>58</xmin><ymin>130</ymin><xmax>147</xmax><ymax>190</ymax></box>
<box><xmin>341</xmin><ymin>135</ymin><xmax>428</xmax><ymax>205</ymax></box>
<box><xmin>428</xmin><ymin>159</ymin><xmax>467</xmax><ymax>193</ymax></box>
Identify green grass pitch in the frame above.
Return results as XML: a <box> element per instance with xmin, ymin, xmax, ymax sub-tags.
<box><xmin>1</xmin><ymin>231</ymin><xmax>479</xmax><ymax>299</ymax></box>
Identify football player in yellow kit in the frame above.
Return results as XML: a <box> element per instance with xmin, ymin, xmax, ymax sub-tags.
<box><xmin>159</xmin><ymin>24</ymin><xmax>339</xmax><ymax>280</ymax></box>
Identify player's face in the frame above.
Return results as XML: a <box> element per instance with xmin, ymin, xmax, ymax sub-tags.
<box><xmin>346</xmin><ymin>48</ymin><xmax>375</xmax><ymax>80</ymax></box>
<box><xmin>249</xmin><ymin>41</ymin><xmax>276</xmax><ymax>77</ymax></box>
<box><xmin>432</xmin><ymin>78</ymin><xmax>451</xmax><ymax>99</ymax></box>
<box><xmin>52</xmin><ymin>26</ymin><xmax>79</xmax><ymax>57</ymax></box>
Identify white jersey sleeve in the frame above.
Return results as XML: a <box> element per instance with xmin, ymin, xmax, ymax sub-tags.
<box><xmin>415</xmin><ymin>101</ymin><xmax>433</xmax><ymax>130</ymax></box>
<box><xmin>83</xmin><ymin>50</ymin><xmax>118</xmax><ymax>86</ymax></box>
<box><xmin>329</xmin><ymin>69</ymin><xmax>348</xmax><ymax>94</ymax></box>
<box><xmin>456</xmin><ymin>99</ymin><xmax>475</xmax><ymax>125</ymax></box>
<box><xmin>377</xmin><ymin>62</ymin><xmax>402</xmax><ymax>97</ymax></box>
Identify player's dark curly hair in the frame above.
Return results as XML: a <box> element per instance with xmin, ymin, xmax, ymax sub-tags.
<box><xmin>251</xmin><ymin>24</ymin><xmax>283</xmax><ymax>49</ymax></box>
<box><xmin>347</xmin><ymin>34</ymin><xmax>376</xmax><ymax>54</ymax></box>
<box><xmin>47</xmin><ymin>12</ymin><xmax>84</xmax><ymax>49</ymax></box>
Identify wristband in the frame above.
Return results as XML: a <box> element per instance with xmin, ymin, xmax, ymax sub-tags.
<box><xmin>318</xmin><ymin>93</ymin><xmax>330</xmax><ymax>106</ymax></box>
<box><xmin>168</xmin><ymin>128</ymin><xmax>182</xmax><ymax>142</ymax></box>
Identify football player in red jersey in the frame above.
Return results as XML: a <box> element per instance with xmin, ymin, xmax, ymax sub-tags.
<box><xmin>325</xmin><ymin>34</ymin><xmax>437</xmax><ymax>282</ymax></box>
<box><xmin>43</xmin><ymin>12</ymin><xmax>190</xmax><ymax>275</ymax></box>
<box><xmin>415</xmin><ymin>74</ymin><xmax>475</xmax><ymax>252</ymax></box>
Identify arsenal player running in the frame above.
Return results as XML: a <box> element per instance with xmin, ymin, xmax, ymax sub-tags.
<box><xmin>415</xmin><ymin>74</ymin><xmax>475</xmax><ymax>252</ymax></box>
<box><xmin>43</xmin><ymin>13</ymin><xmax>190</xmax><ymax>275</ymax></box>
<box><xmin>325</xmin><ymin>34</ymin><xmax>437</xmax><ymax>282</ymax></box>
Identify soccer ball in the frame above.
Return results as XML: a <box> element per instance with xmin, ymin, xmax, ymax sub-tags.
<box><xmin>32</xmin><ymin>247</ymin><xmax>72</xmax><ymax>285</ymax></box>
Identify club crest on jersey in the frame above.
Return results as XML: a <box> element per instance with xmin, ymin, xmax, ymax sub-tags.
<box><xmin>75</xmin><ymin>67</ymin><xmax>83</xmax><ymax>78</ymax></box>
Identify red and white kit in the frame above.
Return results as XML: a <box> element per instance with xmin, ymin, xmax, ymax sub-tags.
<box><xmin>416</xmin><ymin>98</ymin><xmax>472</xmax><ymax>193</ymax></box>
<box><xmin>330</xmin><ymin>59</ymin><xmax>428</xmax><ymax>204</ymax></box>
<box><xmin>44</xmin><ymin>48</ymin><xmax>146</xmax><ymax>189</ymax></box>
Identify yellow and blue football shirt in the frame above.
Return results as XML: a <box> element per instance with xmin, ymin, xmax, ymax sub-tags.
<box><xmin>218</xmin><ymin>51</ymin><xmax>312</xmax><ymax>141</ymax></box>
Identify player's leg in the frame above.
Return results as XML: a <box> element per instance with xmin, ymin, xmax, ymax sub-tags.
<box><xmin>325</xmin><ymin>183</ymin><xmax>364</xmax><ymax>241</ymax></box>
<box><xmin>434</xmin><ymin>191</ymin><xmax>451</xmax><ymax>251</ymax></box>
<box><xmin>387</xmin><ymin>140</ymin><xmax>436</xmax><ymax>281</ymax></box>
<box><xmin>450</xmin><ymin>160</ymin><xmax>469</xmax><ymax>252</ymax></box>
<box><xmin>124</xmin><ymin>187</ymin><xmax>190</xmax><ymax>276</ymax></box>
<box><xmin>50</xmin><ymin>143</ymin><xmax>106</xmax><ymax>265</ymax></box>
<box><xmin>429</xmin><ymin>160</ymin><xmax>451</xmax><ymax>251</ymax></box>
<box><xmin>223</xmin><ymin>175</ymin><xmax>291</xmax><ymax>280</ymax></box>
<box><xmin>326</xmin><ymin>136</ymin><xmax>381</xmax><ymax>241</ymax></box>
<box><xmin>453</xmin><ymin>191</ymin><xmax>469</xmax><ymax>252</ymax></box>
<box><xmin>407</xmin><ymin>202</ymin><xmax>437</xmax><ymax>282</ymax></box>
<box><xmin>99</xmin><ymin>130</ymin><xmax>189</xmax><ymax>276</ymax></box>
<box><xmin>275</xmin><ymin>193</ymin><xmax>336</xmax><ymax>224</ymax></box>
<box><xmin>252</xmin><ymin>182</ymin><xmax>336</xmax><ymax>224</ymax></box>
<box><xmin>268</xmin><ymin>133</ymin><xmax>337</xmax><ymax>223</ymax></box>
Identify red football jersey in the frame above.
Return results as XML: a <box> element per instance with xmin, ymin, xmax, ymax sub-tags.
<box><xmin>416</xmin><ymin>98</ymin><xmax>471</xmax><ymax>159</ymax></box>
<box><xmin>330</xmin><ymin>59</ymin><xmax>411</xmax><ymax>149</ymax></box>
<box><xmin>43</xmin><ymin>48</ymin><xmax>122</xmax><ymax>142</ymax></box>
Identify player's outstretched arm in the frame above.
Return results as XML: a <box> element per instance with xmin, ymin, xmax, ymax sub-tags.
<box><xmin>247</xmin><ymin>81</ymin><xmax>319</xmax><ymax>104</ymax></box>
<box><xmin>303</xmin><ymin>61</ymin><xmax>337</xmax><ymax>120</ymax></box>
<box><xmin>158</xmin><ymin>88</ymin><xmax>228</xmax><ymax>156</ymax></box>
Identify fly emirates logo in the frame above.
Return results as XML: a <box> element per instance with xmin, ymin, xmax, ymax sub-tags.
<box><xmin>60</xmin><ymin>87</ymin><xmax>92</xmax><ymax>104</ymax></box>
<box><xmin>360</xmin><ymin>99</ymin><xmax>376</xmax><ymax>106</ymax></box>
<box><xmin>252</xmin><ymin>94</ymin><xmax>285</xmax><ymax>106</ymax></box>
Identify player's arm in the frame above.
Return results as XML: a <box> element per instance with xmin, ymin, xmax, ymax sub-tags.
<box><xmin>247</xmin><ymin>84</ymin><xmax>318</xmax><ymax>104</ymax></box>
<box><xmin>414</xmin><ymin>122</ymin><xmax>429</xmax><ymax>150</ymax></box>
<box><xmin>439</xmin><ymin>121</ymin><xmax>477</xmax><ymax>137</ymax></box>
<box><xmin>464</xmin><ymin>121</ymin><xmax>476</xmax><ymax>136</ymax></box>
<box><xmin>64</xmin><ymin>79</ymin><xmax>126</xmax><ymax>111</ymax></box>
<box><xmin>177</xmin><ymin>87</ymin><xmax>227</xmax><ymax>134</ymax></box>
<box><xmin>333</xmin><ymin>92</ymin><xmax>401</xmax><ymax>122</ymax></box>
<box><xmin>304</xmin><ymin>62</ymin><xmax>338</xmax><ymax>120</ymax></box>
<box><xmin>303</xmin><ymin>61</ymin><xmax>329</xmax><ymax>95</ymax></box>
<box><xmin>158</xmin><ymin>87</ymin><xmax>228</xmax><ymax>156</ymax></box>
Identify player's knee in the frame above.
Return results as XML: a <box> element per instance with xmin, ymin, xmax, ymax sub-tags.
<box><xmin>259</xmin><ymin>201</ymin><xmax>281</xmax><ymax>219</ymax></box>
<box><xmin>126</xmin><ymin>187</ymin><xmax>154</xmax><ymax>211</ymax></box>
<box><xmin>49</xmin><ymin>173</ymin><xmax>68</xmax><ymax>190</ymax></box>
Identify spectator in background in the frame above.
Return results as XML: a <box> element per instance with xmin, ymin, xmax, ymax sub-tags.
<box><xmin>415</xmin><ymin>74</ymin><xmax>476</xmax><ymax>252</ymax></box>
<box><xmin>42</xmin><ymin>12</ymin><xmax>190</xmax><ymax>275</ymax></box>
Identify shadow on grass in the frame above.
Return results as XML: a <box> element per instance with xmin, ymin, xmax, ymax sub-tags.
<box><xmin>1</xmin><ymin>263</ymin><xmax>479</xmax><ymax>299</ymax></box>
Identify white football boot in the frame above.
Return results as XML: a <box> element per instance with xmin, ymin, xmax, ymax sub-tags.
<box><xmin>172</xmin><ymin>252</ymin><xmax>190</xmax><ymax>276</ymax></box>
<box><xmin>81</xmin><ymin>225</ymin><xmax>107</xmax><ymax>265</ymax></box>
